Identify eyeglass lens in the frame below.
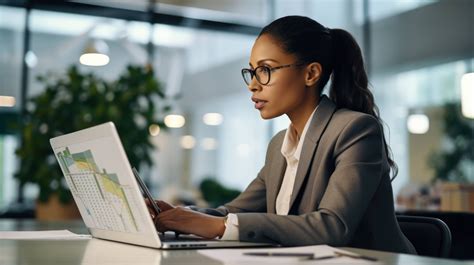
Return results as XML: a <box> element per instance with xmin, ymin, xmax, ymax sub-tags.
<box><xmin>242</xmin><ymin>67</ymin><xmax>270</xmax><ymax>85</ymax></box>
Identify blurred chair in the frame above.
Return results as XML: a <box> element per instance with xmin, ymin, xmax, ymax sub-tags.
<box><xmin>397</xmin><ymin>215</ymin><xmax>452</xmax><ymax>258</ymax></box>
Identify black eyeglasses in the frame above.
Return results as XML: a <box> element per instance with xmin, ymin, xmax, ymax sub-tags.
<box><xmin>241</xmin><ymin>63</ymin><xmax>304</xmax><ymax>86</ymax></box>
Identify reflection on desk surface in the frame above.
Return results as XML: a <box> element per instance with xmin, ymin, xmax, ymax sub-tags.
<box><xmin>0</xmin><ymin>238</ymin><xmax>222</xmax><ymax>265</ymax></box>
<box><xmin>82</xmin><ymin>239</ymin><xmax>161</xmax><ymax>264</ymax></box>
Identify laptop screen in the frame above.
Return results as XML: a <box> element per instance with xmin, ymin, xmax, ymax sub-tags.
<box><xmin>50</xmin><ymin>122</ymin><xmax>161</xmax><ymax>248</ymax></box>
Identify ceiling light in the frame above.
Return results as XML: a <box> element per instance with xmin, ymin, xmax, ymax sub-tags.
<box><xmin>407</xmin><ymin>114</ymin><xmax>429</xmax><ymax>134</ymax></box>
<box><xmin>201</xmin><ymin>138</ymin><xmax>217</xmax><ymax>150</ymax></box>
<box><xmin>79</xmin><ymin>39</ymin><xmax>110</xmax><ymax>66</ymax></box>
<box><xmin>148</xmin><ymin>124</ymin><xmax>161</xmax><ymax>136</ymax></box>
<box><xmin>164</xmin><ymin>114</ymin><xmax>185</xmax><ymax>128</ymax></box>
<box><xmin>461</xmin><ymin>72</ymin><xmax>474</xmax><ymax>119</ymax></box>
<box><xmin>203</xmin><ymin>113</ymin><xmax>223</xmax><ymax>126</ymax></box>
<box><xmin>25</xmin><ymin>51</ymin><xmax>38</xmax><ymax>68</ymax></box>
<box><xmin>181</xmin><ymin>135</ymin><xmax>196</xmax><ymax>149</ymax></box>
<box><xmin>0</xmin><ymin>96</ymin><xmax>15</xmax><ymax>107</ymax></box>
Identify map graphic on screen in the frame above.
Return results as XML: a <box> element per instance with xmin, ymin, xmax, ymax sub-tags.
<box><xmin>56</xmin><ymin>145</ymin><xmax>144</xmax><ymax>233</ymax></box>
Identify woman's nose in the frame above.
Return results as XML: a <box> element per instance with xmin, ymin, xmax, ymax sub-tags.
<box><xmin>247</xmin><ymin>76</ymin><xmax>261</xmax><ymax>92</ymax></box>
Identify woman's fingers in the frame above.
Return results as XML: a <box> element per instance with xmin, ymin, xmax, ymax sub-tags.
<box><xmin>142</xmin><ymin>198</ymin><xmax>178</xmax><ymax>233</ymax></box>
<box><xmin>145</xmin><ymin>199</ymin><xmax>158</xmax><ymax>218</ymax></box>
<box><xmin>155</xmin><ymin>200</ymin><xmax>175</xmax><ymax>211</ymax></box>
<box><xmin>150</xmin><ymin>204</ymin><xmax>223</xmax><ymax>238</ymax></box>
<box><xmin>155</xmin><ymin>207</ymin><xmax>225</xmax><ymax>239</ymax></box>
<box><xmin>156</xmin><ymin>207</ymin><xmax>189</xmax><ymax>232</ymax></box>
<box><xmin>155</xmin><ymin>217</ymin><xmax>167</xmax><ymax>232</ymax></box>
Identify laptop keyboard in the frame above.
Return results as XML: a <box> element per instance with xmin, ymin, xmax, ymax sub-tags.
<box><xmin>159</xmin><ymin>233</ymin><xmax>217</xmax><ymax>242</ymax></box>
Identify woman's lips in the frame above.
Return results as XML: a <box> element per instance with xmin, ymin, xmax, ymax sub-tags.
<box><xmin>251</xmin><ymin>97</ymin><xmax>268</xmax><ymax>110</ymax></box>
<box><xmin>254</xmin><ymin>100</ymin><xmax>267</xmax><ymax>109</ymax></box>
<box><xmin>252</xmin><ymin>97</ymin><xmax>267</xmax><ymax>109</ymax></box>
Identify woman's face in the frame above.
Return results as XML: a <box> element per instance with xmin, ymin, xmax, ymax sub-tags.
<box><xmin>247</xmin><ymin>34</ymin><xmax>317</xmax><ymax>120</ymax></box>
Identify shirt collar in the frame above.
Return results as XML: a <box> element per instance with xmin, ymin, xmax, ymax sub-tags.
<box><xmin>281</xmin><ymin>106</ymin><xmax>318</xmax><ymax>161</ymax></box>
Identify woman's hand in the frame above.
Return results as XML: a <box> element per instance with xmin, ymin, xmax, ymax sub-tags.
<box><xmin>145</xmin><ymin>199</ymin><xmax>175</xmax><ymax>220</ymax></box>
<box><xmin>155</xmin><ymin>200</ymin><xmax>175</xmax><ymax>212</ymax></box>
<box><xmin>155</xmin><ymin>206</ymin><xmax>226</xmax><ymax>239</ymax></box>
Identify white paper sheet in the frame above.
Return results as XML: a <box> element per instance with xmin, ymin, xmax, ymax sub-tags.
<box><xmin>0</xmin><ymin>230</ymin><xmax>92</xmax><ymax>240</ymax></box>
<box><xmin>198</xmin><ymin>245</ymin><xmax>380</xmax><ymax>264</ymax></box>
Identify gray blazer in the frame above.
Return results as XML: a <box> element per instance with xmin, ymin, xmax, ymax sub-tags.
<box><xmin>194</xmin><ymin>95</ymin><xmax>416</xmax><ymax>254</ymax></box>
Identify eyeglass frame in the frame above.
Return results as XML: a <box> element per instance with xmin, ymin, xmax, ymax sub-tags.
<box><xmin>241</xmin><ymin>62</ymin><xmax>305</xmax><ymax>86</ymax></box>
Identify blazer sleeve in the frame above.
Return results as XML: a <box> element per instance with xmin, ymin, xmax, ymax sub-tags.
<box><xmin>235</xmin><ymin>115</ymin><xmax>385</xmax><ymax>246</ymax></box>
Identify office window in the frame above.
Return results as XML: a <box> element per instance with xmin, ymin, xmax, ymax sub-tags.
<box><xmin>368</xmin><ymin>0</ymin><xmax>474</xmax><ymax>209</ymax></box>
<box><xmin>0</xmin><ymin>3</ymin><xmax>261</xmax><ymax>206</ymax></box>
<box><xmin>151</xmin><ymin>28</ymin><xmax>259</xmax><ymax>195</ymax></box>
<box><xmin>27</xmin><ymin>10</ymin><xmax>195</xmax><ymax>96</ymax></box>
<box><xmin>0</xmin><ymin>136</ymin><xmax>20</xmax><ymax>209</ymax></box>
<box><xmin>367</xmin><ymin>0</ymin><xmax>438</xmax><ymax>22</ymax></box>
<box><xmin>373</xmin><ymin>59</ymin><xmax>473</xmax><ymax>200</ymax></box>
<box><xmin>0</xmin><ymin>6</ymin><xmax>25</xmax><ymax>209</ymax></box>
<box><xmin>0</xmin><ymin>6</ymin><xmax>24</xmax><ymax>110</ymax></box>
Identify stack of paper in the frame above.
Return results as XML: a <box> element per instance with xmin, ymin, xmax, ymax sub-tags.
<box><xmin>198</xmin><ymin>244</ymin><xmax>380</xmax><ymax>264</ymax></box>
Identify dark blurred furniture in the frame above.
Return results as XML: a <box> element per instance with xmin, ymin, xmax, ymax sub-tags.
<box><xmin>397</xmin><ymin>215</ymin><xmax>451</xmax><ymax>258</ymax></box>
<box><xmin>0</xmin><ymin>201</ymin><xmax>35</xmax><ymax>219</ymax></box>
<box><xmin>397</xmin><ymin>210</ymin><xmax>474</xmax><ymax>260</ymax></box>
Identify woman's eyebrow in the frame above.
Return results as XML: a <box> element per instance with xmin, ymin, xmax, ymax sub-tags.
<box><xmin>249</xmin><ymin>59</ymin><xmax>280</xmax><ymax>68</ymax></box>
<box><xmin>257</xmin><ymin>59</ymin><xmax>279</xmax><ymax>64</ymax></box>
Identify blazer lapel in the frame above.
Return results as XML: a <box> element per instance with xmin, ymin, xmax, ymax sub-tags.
<box><xmin>267</xmin><ymin>150</ymin><xmax>286</xmax><ymax>214</ymax></box>
<box><xmin>288</xmin><ymin>96</ymin><xmax>337</xmax><ymax>210</ymax></box>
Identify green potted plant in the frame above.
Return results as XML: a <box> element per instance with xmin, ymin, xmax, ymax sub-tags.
<box><xmin>199</xmin><ymin>177</ymin><xmax>241</xmax><ymax>208</ymax></box>
<box><xmin>429</xmin><ymin>102</ymin><xmax>474</xmax><ymax>212</ymax></box>
<box><xmin>429</xmin><ymin>102</ymin><xmax>474</xmax><ymax>183</ymax></box>
<box><xmin>14</xmin><ymin>65</ymin><xmax>168</xmax><ymax>219</ymax></box>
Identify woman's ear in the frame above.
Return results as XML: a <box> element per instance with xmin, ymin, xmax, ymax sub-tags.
<box><xmin>305</xmin><ymin>62</ymin><xmax>322</xmax><ymax>87</ymax></box>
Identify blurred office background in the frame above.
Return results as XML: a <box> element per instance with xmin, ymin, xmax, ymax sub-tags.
<box><xmin>0</xmin><ymin>0</ymin><xmax>473</xmax><ymax>254</ymax></box>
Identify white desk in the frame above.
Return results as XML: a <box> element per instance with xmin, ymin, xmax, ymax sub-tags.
<box><xmin>0</xmin><ymin>219</ymin><xmax>468</xmax><ymax>265</ymax></box>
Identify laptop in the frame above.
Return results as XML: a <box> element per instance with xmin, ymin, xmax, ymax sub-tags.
<box><xmin>50</xmin><ymin>122</ymin><xmax>273</xmax><ymax>249</ymax></box>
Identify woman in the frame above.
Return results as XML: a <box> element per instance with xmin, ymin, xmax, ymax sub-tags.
<box><xmin>152</xmin><ymin>15</ymin><xmax>416</xmax><ymax>254</ymax></box>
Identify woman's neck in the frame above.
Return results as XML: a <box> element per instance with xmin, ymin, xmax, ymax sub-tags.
<box><xmin>287</xmin><ymin>95</ymin><xmax>320</xmax><ymax>137</ymax></box>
